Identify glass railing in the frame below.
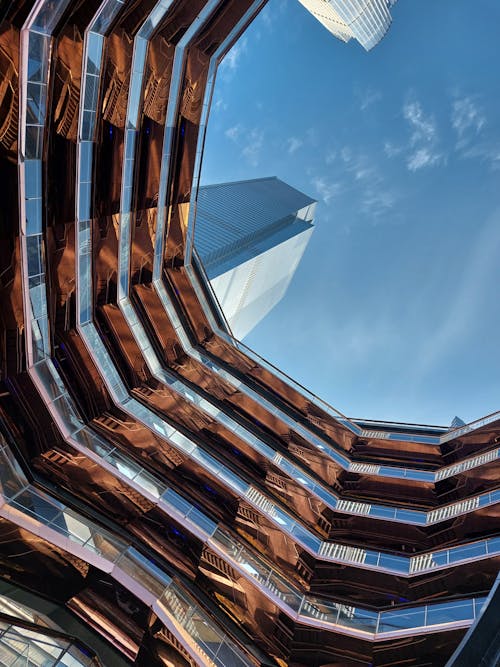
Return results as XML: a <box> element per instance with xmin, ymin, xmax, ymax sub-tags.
<box><xmin>69</xmin><ymin>0</ymin><xmax>499</xmax><ymax>549</ymax></box>
<box><xmin>207</xmin><ymin>527</ymin><xmax>488</xmax><ymax>637</ymax></box>
<box><xmin>0</xmin><ymin>440</ymin><xmax>252</xmax><ymax>667</ymax></box>
<box><xmin>14</xmin><ymin>0</ymin><xmax>499</xmax><ymax>649</ymax></box>
<box><xmin>2</xmin><ymin>424</ymin><xmax>498</xmax><ymax>590</ymax></box>
<box><xmin>208</xmin><ymin>524</ymin><xmax>487</xmax><ymax>638</ymax></box>
<box><xmin>77</xmin><ymin>0</ymin><xmax>126</xmax><ymax>327</ymax></box>
<box><xmin>65</xmin><ymin>430</ymin><xmax>500</xmax><ymax>578</ymax></box>
<box><xmin>18</xmin><ymin>0</ymin><xmax>498</xmax><ymax>612</ymax></box>
<box><xmin>151</xmin><ymin>0</ymin><xmax>222</xmax><ymax>282</ymax></box>
<box><xmin>14</xmin><ymin>2</ymin><xmax>256</xmax><ymax>665</ymax></box>
<box><xmin>0</xmin><ymin>618</ymin><xmax>101</xmax><ymax>667</ymax></box>
<box><xmin>0</xmin><ymin>439</ymin><xmax>487</xmax><ymax>643</ymax></box>
<box><xmin>19</xmin><ymin>0</ymin><xmax>73</xmax><ymax>366</ymax></box>
<box><xmin>118</xmin><ymin>0</ymin><xmax>175</xmax><ymax>302</ymax></box>
<box><xmin>12</xmin><ymin>0</ymin><xmax>495</xmax><ymax>657</ymax></box>
<box><xmin>440</xmin><ymin>410</ymin><xmax>500</xmax><ymax>443</ymax></box>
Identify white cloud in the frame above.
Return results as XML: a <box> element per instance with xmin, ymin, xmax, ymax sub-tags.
<box><xmin>314</xmin><ymin>147</ymin><xmax>396</xmax><ymax>220</ymax></box>
<box><xmin>402</xmin><ymin>98</ymin><xmax>443</xmax><ymax>171</ymax></box>
<box><xmin>407</xmin><ymin>147</ymin><xmax>443</xmax><ymax>172</ymax></box>
<box><xmin>225</xmin><ymin>124</ymin><xmax>242</xmax><ymax>142</ymax></box>
<box><xmin>338</xmin><ymin>147</ymin><xmax>396</xmax><ymax>219</ymax></box>
<box><xmin>451</xmin><ymin>97</ymin><xmax>485</xmax><ymax>138</ymax></box>
<box><xmin>360</xmin><ymin>88</ymin><xmax>382</xmax><ymax>111</ymax></box>
<box><xmin>384</xmin><ymin>141</ymin><xmax>403</xmax><ymax>158</ymax></box>
<box><xmin>325</xmin><ymin>150</ymin><xmax>336</xmax><ymax>165</ymax></box>
<box><xmin>242</xmin><ymin>128</ymin><xmax>264</xmax><ymax>167</ymax></box>
<box><xmin>354</xmin><ymin>165</ymin><xmax>375</xmax><ymax>181</ymax></box>
<box><xmin>213</xmin><ymin>97</ymin><xmax>227</xmax><ymax>113</ymax></box>
<box><xmin>224</xmin><ymin>124</ymin><xmax>265</xmax><ymax>167</ymax></box>
<box><xmin>286</xmin><ymin>136</ymin><xmax>303</xmax><ymax>154</ymax></box>
<box><xmin>306</xmin><ymin>127</ymin><xmax>319</xmax><ymax>146</ymax></box>
<box><xmin>340</xmin><ymin>146</ymin><xmax>353</xmax><ymax>163</ymax></box>
<box><xmin>220</xmin><ymin>37</ymin><xmax>248</xmax><ymax>77</ymax></box>
<box><xmin>460</xmin><ymin>142</ymin><xmax>500</xmax><ymax>170</ymax></box>
<box><xmin>311</xmin><ymin>176</ymin><xmax>342</xmax><ymax>204</ymax></box>
<box><xmin>260</xmin><ymin>6</ymin><xmax>273</xmax><ymax>29</ymax></box>
<box><xmin>259</xmin><ymin>0</ymin><xmax>286</xmax><ymax>31</ymax></box>
<box><xmin>360</xmin><ymin>188</ymin><xmax>396</xmax><ymax>218</ymax></box>
<box><xmin>403</xmin><ymin>100</ymin><xmax>437</xmax><ymax>145</ymax></box>
<box><xmin>450</xmin><ymin>95</ymin><xmax>497</xmax><ymax>168</ymax></box>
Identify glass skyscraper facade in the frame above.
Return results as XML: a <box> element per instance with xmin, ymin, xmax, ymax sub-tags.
<box><xmin>195</xmin><ymin>177</ymin><xmax>316</xmax><ymax>339</ymax></box>
<box><xmin>0</xmin><ymin>1</ymin><xmax>498</xmax><ymax>666</ymax></box>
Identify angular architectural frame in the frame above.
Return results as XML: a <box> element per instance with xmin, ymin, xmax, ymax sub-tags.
<box><xmin>0</xmin><ymin>0</ymin><xmax>498</xmax><ymax>665</ymax></box>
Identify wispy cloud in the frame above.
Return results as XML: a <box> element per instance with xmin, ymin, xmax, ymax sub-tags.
<box><xmin>314</xmin><ymin>146</ymin><xmax>397</xmax><ymax>222</ymax></box>
<box><xmin>305</xmin><ymin>127</ymin><xmax>319</xmax><ymax>147</ymax></box>
<box><xmin>447</xmin><ymin>94</ymin><xmax>500</xmax><ymax>170</ymax></box>
<box><xmin>407</xmin><ymin>147</ymin><xmax>442</xmax><ymax>171</ymax></box>
<box><xmin>460</xmin><ymin>142</ymin><xmax>500</xmax><ymax>170</ymax></box>
<box><xmin>220</xmin><ymin>36</ymin><xmax>248</xmax><ymax>78</ymax></box>
<box><xmin>360</xmin><ymin>188</ymin><xmax>396</xmax><ymax>218</ymax></box>
<box><xmin>451</xmin><ymin>96</ymin><xmax>485</xmax><ymax>139</ymax></box>
<box><xmin>384</xmin><ymin>141</ymin><xmax>403</xmax><ymax>158</ymax></box>
<box><xmin>448</xmin><ymin>95</ymin><xmax>499</xmax><ymax>168</ymax></box>
<box><xmin>310</xmin><ymin>176</ymin><xmax>342</xmax><ymax>204</ymax></box>
<box><xmin>404</xmin><ymin>100</ymin><xmax>437</xmax><ymax>144</ymax></box>
<box><xmin>213</xmin><ymin>96</ymin><xmax>227</xmax><ymax>113</ymax></box>
<box><xmin>260</xmin><ymin>6</ymin><xmax>273</xmax><ymax>30</ymax></box>
<box><xmin>224</xmin><ymin>124</ymin><xmax>242</xmax><ymax>142</ymax></box>
<box><xmin>386</xmin><ymin>93</ymin><xmax>491</xmax><ymax>172</ymax></box>
<box><xmin>241</xmin><ymin>128</ymin><xmax>264</xmax><ymax>167</ymax></box>
<box><xmin>224</xmin><ymin>124</ymin><xmax>264</xmax><ymax>167</ymax></box>
<box><xmin>325</xmin><ymin>150</ymin><xmax>336</xmax><ymax>165</ymax></box>
<box><xmin>340</xmin><ymin>147</ymin><xmax>397</xmax><ymax>219</ymax></box>
<box><xmin>259</xmin><ymin>0</ymin><xmax>287</xmax><ymax>32</ymax></box>
<box><xmin>286</xmin><ymin>136</ymin><xmax>303</xmax><ymax>154</ymax></box>
<box><xmin>359</xmin><ymin>88</ymin><xmax>382</xmax><ymax>112</ymax></box>
<box><xmin>335</xmin><ymin>318</ymin><xmax>400</xmax><ymax>364</ymax></box>
<box><xmin>402</xmin><ymin>98</ymin><xmax>443</xmax><ymax>171</ymax></box>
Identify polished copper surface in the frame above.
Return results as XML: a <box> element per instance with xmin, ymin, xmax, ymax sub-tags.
<box><xmin>0</xmin><ymin>1</ymin><xmax>498</xmax><ymax>665</ymax></box>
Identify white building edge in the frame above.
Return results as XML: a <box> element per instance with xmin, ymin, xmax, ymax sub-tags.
<box><xmin>297</xmin><ymin>0</ymin><xmax>398</xmax><ymax>51</ymax></box>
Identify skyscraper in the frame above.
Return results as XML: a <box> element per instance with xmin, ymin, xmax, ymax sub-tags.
<box><xmin>0</xmin><ymin>1</ymin><xmax>498</xmax><ymax>665</ymax></box>
<box><xmin>195</xmin><ymin>177</ymin><xmax>316</xmax><ymax>339</ymax></box>
<box><xmin>297</xmin><ymin>0</ymin><xmax>398</xmax><ymax>50</ymax></box>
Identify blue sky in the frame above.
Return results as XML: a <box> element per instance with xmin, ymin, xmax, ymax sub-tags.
<box><xmin>200</xmin><ymin>0</ymin><xmax>500</xmax><ymax>426</ymax></box>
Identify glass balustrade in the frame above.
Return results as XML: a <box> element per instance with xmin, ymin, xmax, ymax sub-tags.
<box><xmin>0</xmin><ymin>422</ymin><xmax>494</xmax><ymax>657</ymax></box>
<box><xmin>11</xmin><ymin>0</ymin><xmax>497</xmax><ymax>660</ymax></box>
<box><xmin>3</xmin><ymin>432</ymin><xmax>497</xmax><ymax>588</ymax></box>
<box><xmin>1</xmin><ymin>464</ymin><xmax>486</xmax><ymax>641</ymax></box>
<box><xmin>0</xmin><ymin>619</ymin><xmax>100</xmax><ymax>667</ymax></box>
<box><xmin>0</xmin><ymin>441</ymin><xmax>251</xmax><ymax>666</ymax></box>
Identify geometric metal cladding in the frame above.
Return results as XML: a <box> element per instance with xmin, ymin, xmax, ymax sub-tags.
<box><xmin>0</xmin><ymin>1</ymin><xmax>498</xmax><ymax>666</ymax></box>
